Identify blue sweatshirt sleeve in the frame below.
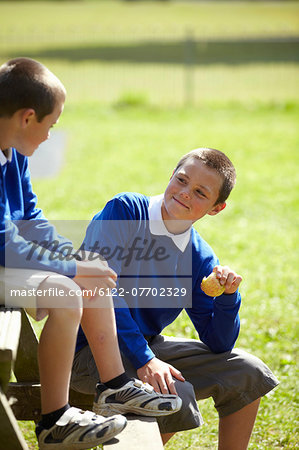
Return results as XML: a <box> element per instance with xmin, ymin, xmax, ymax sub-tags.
<box><xmin>186</xmin><ymin>246</ymin><xmax>241</xmax><ymax>353</ymax></box>
<box><xmin>0</xmin><ymin>153</ymin><xmax>76</xmax><ymax>276</ymax></box>
<box><xmin>81</xmin><ymin>194</ymin><xmax>155</xmax><ymax>368</ymax></box>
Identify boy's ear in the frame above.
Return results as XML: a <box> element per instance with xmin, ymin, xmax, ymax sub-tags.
<box><xmin>208</xmin><ymin>202</ymin><xmax>226</xmax><ymax>216</ymax></box>
<box><xmin>19</xmin><ymin>108</ymin><xmax>36</xmax><ymax>128</ymax></box>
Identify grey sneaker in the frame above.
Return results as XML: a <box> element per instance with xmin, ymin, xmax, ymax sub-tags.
<box><xmin>93</xmin><ymin>378</ymin><xmax>182</xmax><ymax>417</ymax></box>
<box><xmin>36</xmin><ymin>406</ymin><xmax>127</xmax><ymax>450</ymax></box>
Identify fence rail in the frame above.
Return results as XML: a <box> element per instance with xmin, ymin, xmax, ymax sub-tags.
<box><xmin>1</xmin><ymin>29</ymin><xmax>298</xmax><ymax>105</ymax></box>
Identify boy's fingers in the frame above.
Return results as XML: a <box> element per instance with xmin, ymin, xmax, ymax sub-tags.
<box><xmin>103</xmin><ymin>277</ymin><xmax>116</xmax><ymax>289</ymax></box>
<box><xmin>234</xmin><ymin>275</ymin><xmax>243</xmax><ymax>288</ymax></box>
<box><xmin>169</xmin><ymin>365</ymin><xmax>185</xmax><ymax>382</ymax></box>
<box><xmin>213</xmin><ymin>265</ymin><xmax>221</xmax><ymax>275</ymax></box>
<box><xmin>165</xmin><ymin>374</ymin><xmax>177</xmax><ymax>395</ymax></box>
<box><xmin>225</xmin><ymin>272</ymin><xmax>235</xmax><ymax>289</ymax></box>
<box><xmin>106</xmin><ymin>267</ymin><xmax>117</xmax><ymax>279</ymax></box>
<box><xmin>100</xmin><ymin>267</ymin><xmax>117</xmax><ymax>278</ymax></box>
<box><xmin>214</xmin><ymin>265</ymin><xmax>226</xmax><ymax>284</ymax></box>
<box><xmin>156</xmin><ymin>375</ymin><xmax>170</xmax><ymax>395</ymax></box>
<box><xmin>148</xmin><ymin>377</ymin><xmax>161</xmax><ymax>394</ymax></box>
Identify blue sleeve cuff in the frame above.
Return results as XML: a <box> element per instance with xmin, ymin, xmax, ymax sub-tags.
<box><xmin>214</xmin><ymin>290</ymin><xmax>240</xmax><ymax>307</ymax></box>
<box><xmin>131</xmin><ymin>345</ymin><xmax>155</xmax><ymax>370</ymax></box>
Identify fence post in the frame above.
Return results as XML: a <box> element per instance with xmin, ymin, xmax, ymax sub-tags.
<box><xmin>184</xmin><ymin>29</ymin><xmax>196</xmax><ymax>106</ymax></box>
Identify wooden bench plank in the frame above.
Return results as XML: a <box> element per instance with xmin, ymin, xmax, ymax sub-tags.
<box><xmin>0</xmin><ymin>307</ymin><xmax>21</xmax><ymax>391</ymax></box>
<box><xmin>103</xmin><ymin>416</ymin><xmax>163</xmax><ymax>450</ymax></box>
<box><xmin>7</xmin><ymin>383</ymin><xmax>94</xmax><ymax>422</ymax></box>
<box><xmin>14</xmin><ymin>310</ymin><xmax>39</xmax><ymax>382</ymax></box>
<box><xmin>0</xmin><ymin>387</ymin><xmax>29</xmax><ymax>450</ymax></box>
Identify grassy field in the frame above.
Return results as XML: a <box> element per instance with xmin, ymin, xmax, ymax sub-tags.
<box><xmin>1</xmin><ymin>0</ymin><xmax>298</xmax><ymax>448</ymax></box>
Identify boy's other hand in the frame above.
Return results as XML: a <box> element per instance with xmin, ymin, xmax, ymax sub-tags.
<box><xmin>213</xmin><ymin>265</ymin><xmax>242</xmax><ymax>295</ymax></box>
<box><xmin>137</xmin><ymin>357</ymin><xmax>185</xmax><ymax>395</ymax></box>
<box><xmin>74</xmin><ymin>253</ymin><xmax>117</xmax><ymax>291</ymax></box>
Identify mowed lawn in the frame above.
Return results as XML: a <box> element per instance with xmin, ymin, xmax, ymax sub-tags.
<box><xmin>1</xmin><ymin>0</ymin><xmax>298</xmax><ymax>449</ymax></box>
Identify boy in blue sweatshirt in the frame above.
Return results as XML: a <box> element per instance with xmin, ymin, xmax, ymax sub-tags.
<box><xmin>72</xmin><ymin>148</ymin><xmax>279</xmax><ymax>449</ymax></box>
<box><xmin>0</xmin><ymin>58</ymin><xmax>181</xmax><ymax>450</ymax></box>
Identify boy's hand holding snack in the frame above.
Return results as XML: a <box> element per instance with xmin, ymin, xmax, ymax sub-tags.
<box><xmin>201</xmin><ymin>265</ymin><xmax>242</xmax><ymax>296</ymax></box>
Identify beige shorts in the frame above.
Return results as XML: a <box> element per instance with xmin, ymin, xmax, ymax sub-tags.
<box><xmin>0</xmin><ymin>267</ymin><xmax>61</xmax><ymax>321</ymax></box>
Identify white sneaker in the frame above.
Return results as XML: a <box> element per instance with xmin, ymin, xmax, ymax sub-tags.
<box><xmin>93</xmin><ymin>378</ymin><xmax>182</xmax><ymax>417</ymax></box>
<box><xmin>36</xmin><ymin>406</ymin><xmax>127</xmax><ymax>450</ymax></box>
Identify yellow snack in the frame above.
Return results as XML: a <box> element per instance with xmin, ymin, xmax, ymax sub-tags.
<box><xmin>201</xmin><ymin>271</ymin><xmax>225</xmax><ymax>297</ymax></box>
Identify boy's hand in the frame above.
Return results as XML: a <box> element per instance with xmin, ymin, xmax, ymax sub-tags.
<box><xmin>137</xmin><ymin>357</ymin><xmax>185</xmax><ymax>395</ymax></box>
<box><xmin>213</xmin><ymin>265</ymin><xmax>242</xmax><ymax>295</ymax></box>
<box><xmin>73</xmin><ymin>252</ymin><xmax>117</xmax><ymax>291</ymax></box>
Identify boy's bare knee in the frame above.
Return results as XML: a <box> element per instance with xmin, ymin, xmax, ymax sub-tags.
<box><xmin>49</xmin><ymin>304</ymin><xmax>83</xmax><ymax>324</ymax></box>
<box><xmin>38</xmin><ymin>274</ymin><xmax>83</xmax><ymax>311</ymax></box>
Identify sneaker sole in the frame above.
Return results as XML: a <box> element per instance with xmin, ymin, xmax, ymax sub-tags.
<box><xmin>38</xmin><ymin>416</ymin><xmax>127</xmax><ymax>450</ymax></box>
<box><xmin>93</xmin><ymin>401</ymin><xmax>181</xmax><ymax>417</ymax></box>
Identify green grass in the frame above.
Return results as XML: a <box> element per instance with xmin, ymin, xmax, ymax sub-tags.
<box><xmin>17</xmin><ymin>100</ymin><xmax>299</xmax><ymax>449</ymax></box>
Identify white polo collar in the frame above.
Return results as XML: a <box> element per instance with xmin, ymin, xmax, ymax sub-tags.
<box><xmin>148</xmin><ymin>194</ymin><xmax>191</xmax><ymax>252</ymax></box>
<box><xmin>0</xmin><ymin>148</ymin><xmax>12</xmax><ymax>166</ymax></box>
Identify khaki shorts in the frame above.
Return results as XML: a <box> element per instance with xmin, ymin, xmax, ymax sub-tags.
<box><xmin>0</xmin><ymin>267</ymin><xmax>59</xmax><ymax>321</ymax></box>
<box><xmin>71</xmin><ymin>335</ymin><xmax>279</xmax><ymax>434</ymax></box>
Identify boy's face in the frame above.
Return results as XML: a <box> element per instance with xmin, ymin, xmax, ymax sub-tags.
<box><xmin>15</xmin><ymin>100</ymin><xmax>64</xmax><ymax>157</ymax></box>
<box><xmin>162</xmin><ymin>157</ymin><xmax>226</xmax><ymax>225</ymax></box>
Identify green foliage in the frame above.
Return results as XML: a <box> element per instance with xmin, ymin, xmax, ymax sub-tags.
<box><xmin>114</xmin><ymin>91</ymin><xmax>149</xmax><ymax>108</ymax></box>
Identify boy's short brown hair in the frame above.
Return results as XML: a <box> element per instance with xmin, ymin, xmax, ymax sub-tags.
<box><xmin>174</xmin><ymin>147</ymin><xmax>236</xmax><ymax>205</ymax></box>
<box><xmin>0</xmin><ymin>57</ymin><xmax>66</xmax><ymax>122</ymax></box>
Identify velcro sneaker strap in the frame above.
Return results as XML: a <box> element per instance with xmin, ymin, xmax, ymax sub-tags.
<box><xmin>77</xmin><ymin>410</ymin><xmax>97</xmax><ymax>426</ymax></box>
<box><xmin>56</xmin><ymin>407</ymin><xmax>83</xmax><ymax>426</ymax></box>
<box><xmin>143</xmin><ymin>382</ymin><xmax>154</xmax><ymax>393</ymax></box>
<box><xmin>133</xmin><ymin>379</ymin><xmax>143</xmax><ymax>388</ymax></box>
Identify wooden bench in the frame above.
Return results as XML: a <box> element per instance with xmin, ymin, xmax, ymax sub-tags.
<box><xmin>0</xmin><ymin>306</ymin><xmax>28</xmax><ymax>450</ymax></box>
<box><xmin>0</xmin><ymin>307</ymin><xmax>163</xmax><ymax>449</ymax></box>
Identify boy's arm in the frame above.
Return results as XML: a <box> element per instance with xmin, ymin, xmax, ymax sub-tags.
<box><xmin>186</xmin><ymin>264</ymin><xmax>242</xmax><ymax>353</ymax></box>
<box><xmin>0</xmin><ymin>156</ymin><xmax>77</xmax><ymax>275</ymax></box>
<box><xmin>20</xmin><ymin>154</ymin><xmax>76</xmax><ymax>257</ymax></box>
<box><xmin>114</xmin><ymin>303</ymin><xmax>156</xmax><ymax>368</ymax></box>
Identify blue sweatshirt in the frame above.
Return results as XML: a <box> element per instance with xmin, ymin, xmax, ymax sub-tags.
<box><xmin>76</xmin><ymin>192</ymin><xmax>241</xmax><ymax>369</ymax></box>
<box><xmin>0</xmin><ymin>148</ymin><xmax>76</xmax><ymax>276</ymax></box>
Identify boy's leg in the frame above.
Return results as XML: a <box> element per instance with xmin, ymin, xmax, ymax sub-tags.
<box><xmin>37</xmin><ymin>275</ymin><xmax>83</xmax><ymax>413</ymax></box>
<box><xmin>80</xmin><ymin>296</ymin><xmax>124</xmax><ymax>383</ymax></box>
<box><xmin>218</xmin><ymin>398</ymin><xmax>260</xmax><ymax>450</ymax></box>
<box><xmin>148</xmin><ymin>335</ymin><xmax>278</xmax><ymax>446</ymax></box>
<box><xmin>161</xmin><ymin>399</ymin><xmax>260</xmax><ymax>447</ymax></box>
<box><xmin>78</xmin><ymin>296</ymin><xmax>182</xmax><ymax>417</ymax></box>
<box><xmin>36</xmin><ymin>275</ymin><xmax>127</xmax><ymax>449</ymax></box>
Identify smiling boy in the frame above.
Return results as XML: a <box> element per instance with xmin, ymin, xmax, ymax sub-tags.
<box><xmin>72</xmin><ymin>147</ymin><xmax>279</xmax><ymax>449</ymax></box>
